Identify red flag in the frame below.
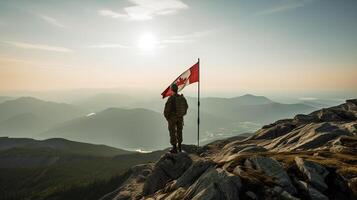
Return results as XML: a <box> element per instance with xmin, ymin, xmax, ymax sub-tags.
<box><xmin>161</xmin><ymin>61</ymin><xmax>199</xmax><ymax>98</ymax></box>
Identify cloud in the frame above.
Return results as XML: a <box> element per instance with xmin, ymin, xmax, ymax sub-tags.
<box><xmin>38</xmin><ymin>15</ymin><xmax>66</xmax><ymax>28</ymax></box>
<box><xmin>4</xmin><ymin>41</ymin><xmax>73</xmax><ymax>52</ymax></box>
<box><xmin>98</xmin><ymin>10</ymin><xmax>127</xmax><ymax>19</ymax></box>
<box><xmin>98</xmin><ymin>0</ymin><xmax>188</xmax><ymax>21</ymax></box>
<box><xmin>88</xmin><ymin>44</ymin><xmax>132</xmax><ymax>49</ymax></box>
<box><xmin>89</xmin><ymin>30</ymin><xmax>216</xmax><ymax>50</ymax></box>
<box><xmin>255</xmin><ymin>0</ymin><xmax>315</xmax><ymax>16</ymax></box>
<box><xmin>170</xmin><ymin>30</ymin><xmax>217</xmax><ymax>41</ymax></box>
<box><xmin>161</xmin><ymin>30</ymin><xmax>218</xmax><ymax>44</ymax></box>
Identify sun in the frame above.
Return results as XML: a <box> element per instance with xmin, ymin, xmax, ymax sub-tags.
<box><xmin>137</xmin><ymin>33</ymin><xmax>158</xmax><ymax>51</ymax></box>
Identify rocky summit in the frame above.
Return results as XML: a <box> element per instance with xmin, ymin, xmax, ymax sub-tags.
<box><xmin>100</xmin><ymin>99</ymin><xmax>357</xmax><ymax>200</ymax></box>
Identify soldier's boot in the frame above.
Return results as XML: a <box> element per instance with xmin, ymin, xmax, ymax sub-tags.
<box><xmin>170</xmin><ymin>144</ymin><xmax>177</xmax><ymax>154</ymax></box>
<box><xmin>178</xmin><ymin>143</ymin><xmax>182</xmax><ymax>152</ymax></box>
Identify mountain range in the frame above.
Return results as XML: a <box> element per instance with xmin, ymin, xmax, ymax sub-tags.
<box><xmin>0</xmin><ymin>137</ymin><xmax>130</xmax><ymax>158</ymax></box>
<box><xmin>42</xmin><ymin>108</ymin><xmax>169</xmax><ymax>149</ymax></box>
<box><xmin>0</xmin><ymin>97</ymin><xmax>85</xmax><ymax>137</ymax></box>
<box><xmin>0</xmin><ymin>94</ymin><xmax>321</xmax><ymax>149</ymax></box>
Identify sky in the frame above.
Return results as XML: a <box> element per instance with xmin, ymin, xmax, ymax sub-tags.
<box><xmin>0</xmin><ymin>0</ymin><xmax>356</xmax><ymax>99</ymax></box>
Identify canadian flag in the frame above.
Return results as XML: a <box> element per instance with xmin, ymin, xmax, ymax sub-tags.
<box><xmin>161</xmin><ymin>61</ymin><xmax>199</xmax><ymax>98</ymax></box>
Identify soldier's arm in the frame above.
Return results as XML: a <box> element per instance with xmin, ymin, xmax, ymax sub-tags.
<box><xmin>164</xmin><ymin>97</ymin><xmax>172</xmax><ymax>119</ymax></box>
<box><xmin>183</xmin><ymin>95</ymin><xmax>188</xmax><ymax>109</ymax></box>
<box><xmin>182</xmin><ymin>95</ymin><xmax>188</xmax><ymax>116</ymax></box>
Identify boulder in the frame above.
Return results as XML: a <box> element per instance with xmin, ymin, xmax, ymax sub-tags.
<box><xmin>184</xmin><ymin>168</ymin><xmax>241</xmax><ymax>200</ymax></box>
<box><xmin>172</xmin><ymin>159</ymin><xmax>215</xmax><ymax>189</ymax></box>
<box><xmin>295</xmin><ymin>157</ymin><xmax>328</xmax><ymax>192</ymax></box>
<box><xmin>296</xmin><ymin>180</ymin><xmax>328</xmax><ymax>200</ymax></box>
<box><xmin>191</xmin><ymin>183</ymin><xmax>225</xmax><ymax>200</ymax></box>
<box><xmin>143</xmin><ymin>169</ymin><xmax>170</xmax><ymax>196</ymax></box>
<box><xmin>158</xmin><ymin>152</ymin><xmax>192</xmax><ymax>179</ymax></box>
<box><xmin>245</xmin><ymin>156</ymin><xmax>296</xmax><ymax>194</ymax></box>
<box><xmin>143</xmin><ymin>153</ymin><xmax>192</xmax><ymax>195</ymax></box>
<box><xmin>265</xmin><ymin>186</ymin><xmax>299</xmax><ymax>200</ymax></box>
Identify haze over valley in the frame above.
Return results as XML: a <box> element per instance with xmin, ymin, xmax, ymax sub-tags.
<box><xmin>0</xmin><ymin>91</ymin><xmax>346</xmax><ymax>150</ymax></box>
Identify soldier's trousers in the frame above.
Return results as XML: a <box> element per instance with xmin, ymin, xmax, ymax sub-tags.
<box><xmin>167</xmin><ymin>116</ymin><xmax>184</xmax><ymax>146</ymax></box>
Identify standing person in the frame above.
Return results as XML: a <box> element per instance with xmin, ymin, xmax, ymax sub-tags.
<box><xmin>164</xmin><ymin>83</ymin><xmax>188</xmax><ymax>153</ymax></box>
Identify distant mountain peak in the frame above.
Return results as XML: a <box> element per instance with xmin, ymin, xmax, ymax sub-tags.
<box><xmin>228</xmin><ymin>94</ymin><xmax>273</xmax><ymax>105</ymax></box>
<box><xmin>241</xmin><ymin>93</ymin><xmax>258</xmax><ymax>97</ymax></box>
<box><xmin>10</xmin><ymin>96</ymin><xmax>42</xmax><ymax>102</ymax></box>
<box><xmin>238</xmin><ymin>93</ymin><xmax>271</xmax><ymax>99</ymax></box>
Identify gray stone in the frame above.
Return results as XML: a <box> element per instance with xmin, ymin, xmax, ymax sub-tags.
<box><xmin>173</xmin><ymin>159</ymin><xmax>215</xmax><ymax>189</ymax></box>
<box><xmin>245</xmin><ymin>156</ymin><xmax>297</xmax><ymax>194</ymax></box>
<box><xmin>296</xmin><ymin>180</ymin><xmax>328</xmax><ymax>200</ymax></box>
<box><xmin>184</xmin><ymin>168</ymin><xmax>241</xmax><ymax>200</ymax></box>
<box><xmin>143</xmin><ymin>152</ymin><xmax>192</xmax><ymax>195</ymax></box>
<box><xmin>265</xmin><ymin>186</ymin><xmax>299</xmax><ymax>200</ymax></box>
<box><xmin>295</xmin><ymin>157</ymin><xmax>329</xmax><ymax>192</ymax></box>
<box><xmin>143</xmin><ymin>168</ymin><xmax>171</xmax><ymax>196</ymax></box>
<box><xmin>156</xmin><ymin>152</ymin><xmax>192</xmax><ymax>179</ymax></box>
<box><xmin>191</xmin><ymin>183</ymin><xmax>224</xmax><ymax>200</ymax></box>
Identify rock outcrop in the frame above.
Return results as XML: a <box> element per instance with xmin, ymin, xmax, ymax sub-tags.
<box><xmin>251</xmin><ymin>99</ymin><xmax>357</xmax><ymax>152</ymax></box>
<box><xmin>101</xmin><ymin>99</ymin><xmax>357</xmax><ymax>200</ymax></box>
<box><xmin>172</xmin><ymin>159</ymin><xmax>214</xmax><ymax>189</ymax></box>
<box><xmin>296</xmin><ymin>180</ymin><xmax>328</xmax><ymax>200</ymax></box>
<box><xmin>295</xmin><ymin>157</ymin><xmax>329</xmax><ymax>192</ymax></box>
<box><xmin>245</xmin><ymin>156</ymin><xmax>297</xmax><ymax>194</ymax></box>
<box><xmin>143</xmin><ymin>152</ymin><xmax>192</xmax><ymax>195</ymax></box>
<box><xmin>184</xmin><ymin>168</ymin><xmax>241</xmax><ymax>200</ymax></box>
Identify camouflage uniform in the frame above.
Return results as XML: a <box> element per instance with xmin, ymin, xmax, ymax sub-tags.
<box><xmin>164</xmin><ymin>94</ymin><xmax>188</xmax><ymax>146</ymax></box>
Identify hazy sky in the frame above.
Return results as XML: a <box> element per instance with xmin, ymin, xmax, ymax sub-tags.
<box><xmin>0</xmin><ymin>0</ymin><xmax>356</xmax><ymax>97</ymax></box>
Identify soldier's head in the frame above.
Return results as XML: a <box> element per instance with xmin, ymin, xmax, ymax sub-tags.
<box><xmin>171</xmin><ymin>83</ymin><xmax>178</xmax><ymax>94</ymax></box>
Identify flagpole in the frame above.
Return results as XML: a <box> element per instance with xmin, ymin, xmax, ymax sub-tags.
<box><xmin>197</xmin><ymin>58</ymin><xmax>200</xmax><ymax>147</ymax></box>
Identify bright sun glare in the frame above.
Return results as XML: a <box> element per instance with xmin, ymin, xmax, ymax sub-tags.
<box><xmin>137</xmin><ymin>33</ymin><xmax>158</xmax><ymax>51</ymax></box>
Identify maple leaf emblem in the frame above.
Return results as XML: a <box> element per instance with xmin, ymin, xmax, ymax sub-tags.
<box><xmin>176</xmin><ymin>77</ymin><xmax>187</xmax><ymax>86</ymax></box>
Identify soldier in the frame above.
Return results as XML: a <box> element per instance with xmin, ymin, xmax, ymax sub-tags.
<box><xmin>164</xmin><ymin>83</ymin><xmax>188</xmax><ymax>153</ymax></box>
